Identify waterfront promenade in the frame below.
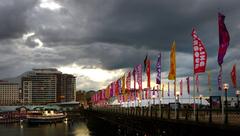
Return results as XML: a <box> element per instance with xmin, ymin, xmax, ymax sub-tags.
<box><xmin>88</xmin><ymin>105</ymin><xmax>240</xmax><ymax>135</ymax></box>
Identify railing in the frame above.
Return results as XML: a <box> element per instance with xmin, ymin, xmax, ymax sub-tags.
<box><xmin>92</xmin><ymin>105</ymin><xmax>240</xmax><ymax>126</ymax></box>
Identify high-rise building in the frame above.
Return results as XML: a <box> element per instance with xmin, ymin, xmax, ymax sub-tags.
<box><xmin>58</xmin><ymin>74</ymin><xmax>76</xmax><ymax>102</ymax></box>
<box><xmin>21</xmin><ymin>68</ymin><xmax>76</xmax><ymax>105</ymax></box>
<box><xmin>0</xmin><ymin>81</ymin><xmax>19</xmax><ymax>105</ymax></box>
<box><xmin>22</xmin><ymin>69</ymin><xmax>60</xmax><ymax>104</ymax></box>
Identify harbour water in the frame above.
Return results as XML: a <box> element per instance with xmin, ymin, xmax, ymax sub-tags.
<box><xmin>0</xmin><ymin>117</ymin><xmax>133</xmax><ymax>136</ymax></box>
<box><xmin>0</xmin><ymin>120</ymin><xmax>90</xmax><ymax>136</ymax></box>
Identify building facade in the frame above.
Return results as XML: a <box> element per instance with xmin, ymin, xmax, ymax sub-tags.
<box><xmin>0</xmin><ymin>81</ymin><xmax>19</xmax><ymax>105</ymax></box>
<box><xmin>58</xmin><ymin>74</ymin><xmax>76</xmax><ymax>102</ymax></box>
<box><xmin>22</xmin><ymin>68</ymin><xmax>76</xmax><ymax>105</ymax></box>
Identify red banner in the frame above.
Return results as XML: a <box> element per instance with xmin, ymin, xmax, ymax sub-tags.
<box><xmin>218</xmin><ymin>12</ymin><xmax>230</xmax><ymax>66</ymax></box>
<box><xmin>192</xmin><ymin>28</ymin><xmax>207</xmax><ymax>74</ymax></box>
<box><xmin>115</xmin><ymin>81</ymin><xmax>119</xmax><ymax>96</ymax></box>
<box><xmin>146</xmin><ymin>59</ymin><xmax>151</xmax><ymax>88</ymax></box>
<box><xmin>231</xmin><ymin>64</ymin><xmax>237</xmax><ymax>88</ymax></box>
<box><xmin>180</xmin><ymin>80</ymin><xmax>183</xmax><ymax>96</ymax></box>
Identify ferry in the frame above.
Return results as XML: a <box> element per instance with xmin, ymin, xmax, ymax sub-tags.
<box><xmin>27</xmin><ymin>110</ymin><xmax>67</xmax><ymax>124</ymax></box>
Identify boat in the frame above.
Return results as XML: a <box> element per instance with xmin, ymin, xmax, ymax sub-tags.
<box><xmin>26</xmin><ymin>110</ymin><xmax>67</xmax><ymax>124</ymax></box>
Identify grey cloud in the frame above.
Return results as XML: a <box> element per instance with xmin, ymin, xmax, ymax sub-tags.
<box><xmin>0</xmin><ymin>0</ymin><xmax>240</xmax><ymax>92</ymax></box>
<box><xmin>0</xmin><ymin>0</ymin><xmax>37</xmax><ymax>40</ymax></box>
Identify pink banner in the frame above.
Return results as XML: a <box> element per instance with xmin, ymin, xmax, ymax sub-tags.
<box><xmin>136</xmin><ymin>64</ymin><xmax>142</xmax><ymax>91</ymax></box>
<box><xmin>180</xmin><ymin>80</ymin><xmax>183</xmax><ymax>96</ymax></box>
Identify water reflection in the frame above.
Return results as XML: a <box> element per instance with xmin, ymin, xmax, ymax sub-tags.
<box><xmin>0</xmin><ymin>120</ymin><xmax>91</xmax><ymax>136</ymax></box>
<box><xmin>72</xmin><ymin>122</ymin><xmax>90</xmax><ymax>136</ymax></box>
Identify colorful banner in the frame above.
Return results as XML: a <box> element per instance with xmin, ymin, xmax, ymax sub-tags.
<box><xmin>156</xmin><ymin>53</ymin><xmax>161</xmax><ymax>84</ymax></box>
<box><xmin>136</xmin><ymin>64</ymin><xmax>142</xmax><ymax>91</ymax></box>
<box><xmin>218</xmin><ymin>12</ymin><xmax>230</xmax><ymax>66</ymax></box>
<box><xmin>146</xmin><ymin>59</ymin><xmax>151</xmax><ymax>88</ymax></box>
<box><xmin>145</xmin><ymin>88</ymin><xmax>148</xmax><ymax>99</ymax></box>
<box><xmin>180</xmin><ymin>80</ymin><xmax>183</xmax><ymax>96</ymax></box>
<box><xmin>102</xmin><ymin>89</ymin><xmax>105</xmax><ymax>100</ymax></box>
<box><xmin>192</xmin><ymin>28</ymin><xmax>207</xmax><ymax>74</ymax></box>
<box><xmin>115</xmin><ymin>81</ymin><xmax>119</xmax><ymax>96</ymax></box>
<box><xmin>126</xmin><ymin>71</ymin><xmax>131</xmax><ymax>91</ymax></box>
<box><xmin>186</xmin><ymin>77</ymin><xmax>190</xmax><ymax>95</ymax></box>
<box><xmin>121</xmin><ymin>75</ymin><xmax>126</xmax><ymax>94</ymax></box>
<box><xmin>231</xmin><ymin>64</ymin><xmax>237</xmax><ymax>88</ymax></box>
<box><xmin>218</xmin><ymin>67</ymin><xmax>222</xmax><ymax>90</ymax></box>
<box><xmin>168</xmin><ymin>41</ymin><xmax>176</xmax><ymax>80</ymax></box>
<box><xmin>105</xmin><ymin>85</ymin><xmax>110</xmax><ymax>99</ymax></box>
<box><xmin>110</xmin><ymin>82</ymin><xmax>114</xmax><ymax>97</ymax></box>
<box><xmin>118</xmin><ymin>78</ymin><xmax>122</xmax><ymax>94</ymax></box>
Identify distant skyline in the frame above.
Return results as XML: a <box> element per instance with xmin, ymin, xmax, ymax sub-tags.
<box><xmin>0</xmin><ymin>0</ymin><xmax>240</xmax><ymax>95</ymax></box>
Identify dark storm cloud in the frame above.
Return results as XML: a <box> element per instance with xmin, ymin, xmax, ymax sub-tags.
<box><xmin>0</xmin><ymin>0</ymin><xmax>240</xmax><ymax>91</ymax></box>
<box><xmin>35</xmin><ymin>0</ymin><xmax>240</xmax><ymax>53</ymax></box>
<box><xmin>0</xmin><ymin>0</ymin><xmax>37</xmax><ymax>40</ymax></box>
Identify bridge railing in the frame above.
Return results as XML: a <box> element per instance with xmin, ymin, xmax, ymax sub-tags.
<box><xmin>93</xmin><ymin>105</ymin><xmax>240</xmax><ymax>126</ymax></box>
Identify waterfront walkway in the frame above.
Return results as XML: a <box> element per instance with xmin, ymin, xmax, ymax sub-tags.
<box><xmin>87</xmin><ymin>105</ymin><xmax>240</xmax><ymax>135</ymax></box>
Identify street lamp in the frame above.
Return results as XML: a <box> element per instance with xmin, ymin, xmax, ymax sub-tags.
<box><xmin>175</xmin><ymin>91</ymin><xmax>180</xmax><ymax>119</ymax></box>
<box><xmin>152</xmin><ymin>94</ymin><xmax>156</xmax><ymax>105</ymax></box>
<box><xmin>236</xmin><ymin>90</ymin><xmax>240</xmax><ymax>108</ymax></box>
<box><xmin>176</xmin><ymin>91</ymin><xmax>180</xmax><ymax>103</ymax></box>
<box><xmin>223</xmin><ymin>83</ymin><xmax>229</xmax><ymax>124</ymax></box>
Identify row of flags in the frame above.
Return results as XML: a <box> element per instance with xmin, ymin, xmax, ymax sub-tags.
<box><xmin>92</xmin><ymin>12</ymin><xmax>236</xmax><ymax>105</ymax></box>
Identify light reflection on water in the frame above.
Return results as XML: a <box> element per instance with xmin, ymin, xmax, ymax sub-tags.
<box><xmin>72</xmin><ymin>122</ymin><xmax>90</xmax><ymax>136</ymax></box>
<box><xmin>0</xmin><ymin>120</ymin><xmax>90</xmax><ymax>136</ymax></box>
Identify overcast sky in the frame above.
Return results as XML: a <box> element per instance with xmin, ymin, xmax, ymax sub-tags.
<box><xmin>0</xmin><ymin>0</ymin><xmax>239</xmax><ymax>96</ymax></box>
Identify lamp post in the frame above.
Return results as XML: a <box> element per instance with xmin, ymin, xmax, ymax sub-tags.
<box><xmin>176</xmin><ymin>91</ymin><xmax>180</xmax><ymax>103</ymax></box>
<box><xmin>151</xmin><ymin>94</ymin><xmax>156</xmax><ymax>118</ymax></box>
<box><xmin>152</xmin><ymin>94</ymin><xmax>156</xmax><ymax>105</ymax></box>
<box><xmin>175</xmin><ymin>91</ymin><xmax>180</xmax><ymax>119</ymax></box>
<box><xmin>223</xmin><ymin>83</ymin><xmax>229</xmax><ymax>124</ymax></box>
<box><xmin>236</xmin><ymin>90</ymin><xmax>240</xmax><ymax>108</ymax></box>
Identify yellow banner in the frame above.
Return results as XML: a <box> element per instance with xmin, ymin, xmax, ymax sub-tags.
<box><xmin>168</xmin><ymin>41</ymin><xmax>176</xmax><ymax>80</ymax></box>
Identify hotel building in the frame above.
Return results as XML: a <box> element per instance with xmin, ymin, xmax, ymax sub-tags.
<box><xmin>22</xmin><ymin>68</ymin><xmax>76</xmax><ymax>105</ymax></box>
<box><xmin>0</xmin><ymin>81</ymin><xmax>19</xmax><ymax>105</ymax></box>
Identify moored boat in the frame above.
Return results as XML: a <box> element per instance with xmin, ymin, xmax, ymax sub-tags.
<box><xmin>27</xmin><ymin>110</ymin><xmax>67</xmax><ymax>124</ymax></box>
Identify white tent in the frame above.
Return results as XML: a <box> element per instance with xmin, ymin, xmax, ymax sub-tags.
<box><xmin>110</xmin><ymin>90</ymin><xmax>209</xmax><ymax>107</ymax></box>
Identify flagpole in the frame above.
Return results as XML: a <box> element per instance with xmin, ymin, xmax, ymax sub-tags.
<box><xmin>158</xmin><ymin>85</ymin><xmax>161</xmax><ymax>118</ymax></box>
<box><xmin>174</xmin><ymin>79</ymin><xmax>177</xmax><ymax>119</ymax></box>
<box><xmin>160</xmin><ymin>51</ymin><xmax>163</xmax><ymax>118</ymax></box>
<box><xmin>220</xmin><ymin>66</ymin><xmax>224</xmax><ymax>123</ymax></box>
<box><xmin>193</xmin><ymin>74</ymin><xmax>196</xmax><ymax>121</ymax></box>
<box><xmin>189</xmin><ymin>82</ymin><xmax>191</xmax><ymax>104</ymax></box>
